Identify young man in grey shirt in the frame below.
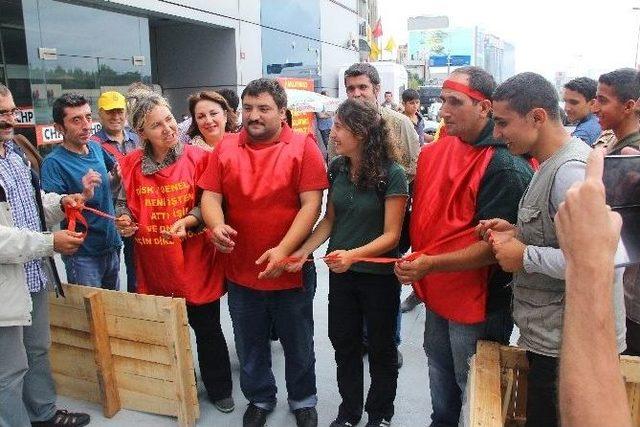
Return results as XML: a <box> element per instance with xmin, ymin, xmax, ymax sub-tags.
<box><xmin>478</xmin><ymin>72</ymin><xmax>626</xmax><ymax>427</ymax></box>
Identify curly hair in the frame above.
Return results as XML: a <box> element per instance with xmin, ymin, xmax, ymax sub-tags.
<box><xmin>335</xmin><ymin>98</ymin><xmax>396</xmax><ymax>189</ymax></box>
<box><xmin>187</xmin><ymin>91</ymin><xmax>238</xmax><ymax>138</ymax></box>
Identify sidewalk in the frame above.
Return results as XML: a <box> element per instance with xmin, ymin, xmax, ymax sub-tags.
<box><xmin>55</xmin><ymin>256</ymin><xmax>432</xmax><ymax>426</ymax></box>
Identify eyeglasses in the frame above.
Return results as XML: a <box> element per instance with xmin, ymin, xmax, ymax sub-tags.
<box><xmin>0</xmin><ymin>108</ymin><xmax>21</xmax><ymax>118</ymax></box>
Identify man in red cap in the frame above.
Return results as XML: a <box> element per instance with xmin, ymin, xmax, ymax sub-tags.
<box><xmin>394</xmin><ymin>66</ymin><xmax>533</xmax><ymax>427</ymax></box>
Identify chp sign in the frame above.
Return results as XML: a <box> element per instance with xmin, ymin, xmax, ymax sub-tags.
<box><xmin>36</xmin><ymin>122</ymin><xmax>102</xmax><ymax>146</ymax></box>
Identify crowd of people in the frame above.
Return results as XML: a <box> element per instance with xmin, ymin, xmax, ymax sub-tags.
<box><xmin>0</xmin><ymin>60</ymin><xmax>639</xmax><ymax>427</ymax></box>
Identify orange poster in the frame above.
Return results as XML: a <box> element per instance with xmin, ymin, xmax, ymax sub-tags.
<box><xmin>277</xmin><ymin>77</ymin><xmax>315</xmax><ymax>135</ymax></box>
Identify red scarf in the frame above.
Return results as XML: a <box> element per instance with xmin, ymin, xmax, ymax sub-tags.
<box><xmin>410</xmin><ymin>135</ymin><xmax>494</xmax><ymax>324</ymax></box>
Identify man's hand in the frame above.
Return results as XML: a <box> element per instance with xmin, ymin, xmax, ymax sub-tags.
<box><xmin>324</xmin><ymin>250</ymin><xmax>355</xmax><ymax>274</ymax></box>
<box><xmin>81</xmin><ymin>169</ymin><xmax>102</xmax><ymax>200</ymax></box>
<box><xmin>476</xmin><ymin>218</ymin><xmax>517</xmax><ymax>241</ymax></box>
<box><xmin>53</xmin><ymin>230</ymin><xmax>85</xmax><ymax>255</ymax></box>
<box><xmin>556</xmin><ymin>148</ymin><xmax>622</xmax><ymax>268</ymax></box>
<box><xmin>256</xmin><ymin>245</ymin><xmax>289</xmax><ymax>279</ymax></box>
<box><xmin>395</xmin><ymin>254</ymin><xmax>434</xmax><ymax>284</ymax></box>
<box><xmin>284</xmin><ymin>248</ymin><xmax>310</xmax><ymax>273</ymax></box>
<box><xmin>211</xmin><ymin>224</ymin><xmax>237</xmax><ymax>253</ymax></box>
<box><xmin>60</xmin><ymin>194</ymin><xmax>85</xmax><ymax>209</ymax></box>
<box><xmin>115</xmin><ymin>215</ymin><xmax>138</xmax><ymax>237</ymax></box>
<box><xmin>490</xmin><ymin>231</ymin><xmax>526</xmax><ymax>273</ymax></box>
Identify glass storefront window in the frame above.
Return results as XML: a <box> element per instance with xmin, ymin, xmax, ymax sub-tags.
<box><xmin>21</xmin><ymin>0</ymin><xmax>152</xmax><ymax>127</ymax></box>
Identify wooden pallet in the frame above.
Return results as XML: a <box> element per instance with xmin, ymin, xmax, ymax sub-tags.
<box><xmin>49</xmin><ymin>284</ymin><xmax>199</xmax><ymax>426</ymax></box>
<box><xmin>467</xmin><ymin>340</ymin><xmax>640</xmax><ymax>427</ymax></box>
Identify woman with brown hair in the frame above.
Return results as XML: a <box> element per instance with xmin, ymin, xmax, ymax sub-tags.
<box><xmin>287</xmin><ymin>98</ymin><xmax>408</xmax><ymax>427</ymax></box>
<box><xmin>115</xmin><ymin>90</ymin><xmax>234</xmax><ymax>414</ymax></box>
<box><xmin>187</xmin><ymin>91</ymin><xmax>238</xmax><ymax>151</ymax></box>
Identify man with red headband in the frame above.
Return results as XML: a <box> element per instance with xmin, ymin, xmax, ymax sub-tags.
<box><xmin>394</xmin><ymin>66</ymin><xmax>533</xmax><ymax>427</ymax></box>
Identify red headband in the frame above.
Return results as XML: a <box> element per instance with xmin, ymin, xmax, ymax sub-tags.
<box><xmin>442</xmin><ymin>80</ymin><xmax>486</xmax><ymax>102</ymax></box>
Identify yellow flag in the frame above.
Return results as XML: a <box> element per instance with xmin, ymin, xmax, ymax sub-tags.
<box><xmin>384</xmin><ymin>37</ymin><xmax>396</xmax><ymax>52</ymax></box>
<box><xmin>370</xmin><ymin>42</ymin><xmax>380</xmax><ymax>61</ymax></box>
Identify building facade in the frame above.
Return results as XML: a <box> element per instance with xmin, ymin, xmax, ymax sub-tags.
<box><xmin>404</xmin><ymin>16</ymin><xmax>515</xmax><ymax>85</ymax></box>
<box><xmin>0</xmin><ymin>0</ymin><xmax>358</xmax><ymax>146</ymax></box>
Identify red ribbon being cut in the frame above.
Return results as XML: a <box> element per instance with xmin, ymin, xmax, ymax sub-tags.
<box><xmin>64</xmin><ymin>205</ymin><xmax>119</xmax><ymax>237</ymax></box>
<box><xmin>277</xmin><ymin>250</ymin><xmax>424</xmax><ymax>268</ymax></box>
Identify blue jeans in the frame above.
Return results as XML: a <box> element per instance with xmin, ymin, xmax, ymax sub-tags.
<box><xmin>424</xmin><ymin>307</ymin><xmax>513</xmax><ymax>427</ymax></box>
<box><xmin>227</xmin><ymin>263</ymin><xmax>317</xmax><ymax>411</ymax></box>
<box><xmin>62</xmin><ymin>249</ymin><xmax>120</xmax><ymax>290</ymax></box>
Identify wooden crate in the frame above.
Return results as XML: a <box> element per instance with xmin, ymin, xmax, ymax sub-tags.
<box><xmin>467</xmin><ymin>340</ymin><xmax>640</xmax><ymax>427</ymax></box>
<box><xmin>49</xmin><ymin>284</ymin><xmax>199</xmax><ymax>426</ymax></box>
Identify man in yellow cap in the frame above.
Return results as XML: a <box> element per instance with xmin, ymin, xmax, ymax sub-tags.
<box><xmin>90</xmin><ymin>90</ymin><xmax>139</xmax><ymax>292</ymax></box>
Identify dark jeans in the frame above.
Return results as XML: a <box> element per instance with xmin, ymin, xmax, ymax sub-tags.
<box><xmin>425</xmin><ymin>307</ymin><xmax>513</xmax><ymax>427</ymax></box>
<box><xmin>186</xmin><ymin>300</ymin><xmax>232</xmax><ymax>401</ymax></box>
<box><xmin>624</xmin><ymin>317</ymin><xmax>640</xmax><ymax>356</ymax></box>
<box><xmin>123</xmin><ymin>236</ymin><xmax>136</xmax><ymax>293</ymax></box>
<box><xmin>329</xmin><ymin>270</ymin><xmax>400</xmax><ymax>423</ymax></box>
<box><xmin>525</xmin><ymin>351</ymin><xmax>558</xmax><ymax>427</ymax></box>
<box><xmin>227</xmin><ymin>263</ymin><xmax>317</xmax><ymax>411</ymax></box>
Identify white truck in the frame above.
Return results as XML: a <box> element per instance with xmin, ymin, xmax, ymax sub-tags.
<box><xmin>338</xmin><ymin>61</ymin><xmax>408</xmax><ymax>105</ymax></box>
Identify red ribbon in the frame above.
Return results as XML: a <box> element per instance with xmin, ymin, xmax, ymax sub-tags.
<box><xmin>278</xmin><ymin>250</ymin><xmax>425</xmax><ymax>268</ymax></box>
<box><xmin>442</xmin><ymin>80</ymin><xmax>486</xmax><ymax>102</ymax></box>
<box><xmin>64</xmin><ymin>205</ymin><xmax>120</xmax><ymax>237</ymax></box>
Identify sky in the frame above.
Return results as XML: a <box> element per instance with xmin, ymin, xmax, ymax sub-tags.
<box><xmin>378</xmin><ymin>0</ymin><xmax>640</xmax><ymax>80</ymax></box>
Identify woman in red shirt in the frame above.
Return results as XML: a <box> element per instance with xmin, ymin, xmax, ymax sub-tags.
<box><xmin>115</xmin><ymin>91</ymin><xmax>234</xmax><ymax>413</ymax></box>
<box><xmin>186</xmin><ymin>91</ymin><xmax>237</xmax><ymax>151</ymax></box>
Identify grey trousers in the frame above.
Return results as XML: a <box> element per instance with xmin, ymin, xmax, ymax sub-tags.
<box><xmin>0</xmin><ymin>290</ymin><xmax>57</xmax><ymax>427</ymax></box>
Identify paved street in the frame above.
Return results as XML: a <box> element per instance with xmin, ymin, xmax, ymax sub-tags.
<box><xmin>54</xmin><ymin>252</ymin><xmax>432</xmax><ymax>426</ymax></box>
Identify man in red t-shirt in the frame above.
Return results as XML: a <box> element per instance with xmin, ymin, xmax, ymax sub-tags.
<box><xmin>199</xmin><ymin>78</ymin><xmax>328</xmax><ymax>427</ymax></box>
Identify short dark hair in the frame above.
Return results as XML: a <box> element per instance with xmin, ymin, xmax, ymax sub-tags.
<box><xmin>241</xmin><ymin>78</ymin><xmax>287</xmax><ymax>110</ymax></box>
<box><xmin>493</xmin><ymin>72</ymin><xmax>560</xmax><ymax>120</ymax></box>
<box><xmin>402</xmin><ymin>89</ymin><xmax>420</xmax><ymax>103</ymax></box>
<box><xmin>598</xmin><ymin>68</ymin><xmax>640</xmax><ymax>102</ymax></box>
<box><xmin>52</xmin><ymin>93</ymin><xmax>90</xmax><ymax>126</ymax></box>
<box><xmin>564</xmin><ymin>77</ymin><xmax>597</xmax><ymax>101</ymax></box>
<box><xmin>450</xmin><ymin>66</ymin><xmax>497</xmax><ymax>100</ymax></box>
<box><xmin>384</xmin><ymin>91</ymin><xmax>392</xmax><ymax>95</ymax></box>
<box><xmin>216</xmin><ymin>88</ymin><xmax>239</xmax><ymax>112</ymax></box>
<box><xmin>344</xmin><ymin>63</ymin><xmax>381</xmax><ymax>86</ymax></box>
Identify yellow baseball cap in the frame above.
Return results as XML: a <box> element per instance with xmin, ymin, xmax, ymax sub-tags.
<box><xmin>97</xmin><ymin>91</ymin><xmax>126</xmax><ymax>110</ymax></box>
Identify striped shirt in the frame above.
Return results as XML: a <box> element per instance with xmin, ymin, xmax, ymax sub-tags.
<box><xmin>0</xmin><ymin>140</ymin><xmax>48</xmax><ymax>292</ymax></box>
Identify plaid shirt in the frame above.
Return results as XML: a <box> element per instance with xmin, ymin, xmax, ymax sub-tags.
<box><xmin>0</xmin><ymin>140</ymin><xmax>48</xmax><ymax>292</ymax></box>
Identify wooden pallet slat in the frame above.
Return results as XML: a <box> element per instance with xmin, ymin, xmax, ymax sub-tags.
<box><xmin>49</xmin><ymin>284</ymin><xmax>199</xmax><ymax>424</ymax></box>
<box><xmin>84</xmin><ymin>292</ymin><xmax>121</xmax><ymax>418</ymax></box>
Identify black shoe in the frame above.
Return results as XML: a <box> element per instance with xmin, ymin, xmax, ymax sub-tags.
<box><xmin>212</xmin><ymin>396</ymin><xmax>235</xmax><ymax>413</ymax></box>
<box><xmin>294</xmin><ymin>407</ymin><xmax>318</xmax><ymax>427</ymax></box>
<box><xmin>330</xmin><ymin>415</ymin><xmax>359</xmax><ymax>426</ymax></box>
<box><xmin>243</xmin><ymin>404</ymin><xmax>269</xmax><ymax>427</ymax></box>
<box><xmin>365</xmin><ymin>418</ymin><xmax>390</xmax><ymax>427</ymax></box>
<box><xmin>31</xmin><ymin>409</ymin><xmax>90</xmax><ymax>427</ymax></box>
<box><xmin>397</xmin><ymin>349</ymin><xmax>403</xmax><ymax>369</ymax></box>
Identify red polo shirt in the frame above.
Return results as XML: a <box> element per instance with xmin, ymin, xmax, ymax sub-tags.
<box><xmin>198</xmin><ymin>124</ymin><xmax>328</xmax><ymax>291</ymax></box>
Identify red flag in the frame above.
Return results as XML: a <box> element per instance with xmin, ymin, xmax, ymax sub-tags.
<box><xmin>372</xmin><ymin>18</ymin><xmax>383</xmax><ymax>38</ymax></box>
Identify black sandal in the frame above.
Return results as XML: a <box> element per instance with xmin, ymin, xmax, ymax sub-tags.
<box><xmin>31</xmin><ymin>409</ymin><xmax>90</xmax><ymax>427</ymax></box>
